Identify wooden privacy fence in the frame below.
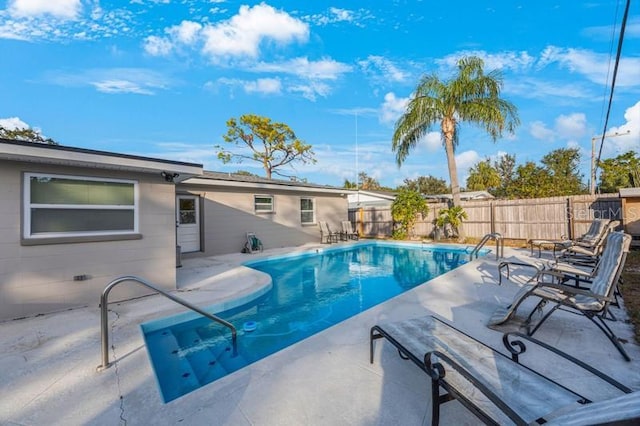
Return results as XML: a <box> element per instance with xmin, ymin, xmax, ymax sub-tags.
<box><xmin>348</xmin><ymin>194</ymin><xmax>622</xmax><ymax>241</ymax></box>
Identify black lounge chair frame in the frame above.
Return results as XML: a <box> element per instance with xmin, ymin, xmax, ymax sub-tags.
<box><xmin>370</xmin><ymin>315</ymin><xmax>632</xmax><ymax>426</ymax></box>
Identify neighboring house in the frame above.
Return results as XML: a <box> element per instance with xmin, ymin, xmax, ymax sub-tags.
<box><xmin>0</xmin><ymin>138</ymin><xmax>202</xmax><ymax>320</ymax></box>
<box><xmin>177</xmin><ymin>171</ymin><xmax>351</xmax><ymax>256</ymax></box>
<box><xmin>347</xmin><ymin>190</ymin><xmax>397</xmax><ymax>209</ymax></box>
<box><xmin>0</xmin><ymin>139</ymin><xmax>352</xmax><ymax>320</ymax></box>
<box><xmin>620</xmin><ymin>187</ymin><xmax>640</xmax><ymax>247</ymax></box>
<box><xmin>424</xmin><ymin>190</ymin><xmax>495</xmax><ymax>203</ymax></box>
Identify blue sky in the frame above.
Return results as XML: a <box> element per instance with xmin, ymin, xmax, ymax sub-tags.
<box><xmin>1</xmin><ymin>0</ymin><xmax>639</xmax><ymax>189</ymax></box>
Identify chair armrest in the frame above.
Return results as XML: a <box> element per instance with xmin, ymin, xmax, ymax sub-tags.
<box><xmin>534</xmin><ymin>281</ymin><xmax>615</xmax><ymax>302</ymax></box>
<box><xmin>424</xmin><ymin>350</ymin><xmax>524</xmax><ymax>423</ymax></box>
<box><xmin>502</xmin><ymin>332</ymin><xmax>631</xmax><ymax>393</ymax></box>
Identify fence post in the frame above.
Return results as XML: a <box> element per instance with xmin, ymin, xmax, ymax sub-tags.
<box><xmin>490</xmin><ymin>201</ymin><xmax>495</xmax><ymax>235</ymax></box>
<box><xmin>566</xmin><ymin>197</ymin><xmax>574</xmax><ymax>240</ymax></box>
<box><xmin>358</xmin><ymin>207</ymin><xmax>364</xmax><ymax>237</ymax></box>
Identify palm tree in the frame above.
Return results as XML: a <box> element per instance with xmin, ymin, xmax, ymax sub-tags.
<box><xmin>392</xmin><ymin>56</ymin><xmax>519</xmax><ymax>207</ymax></box>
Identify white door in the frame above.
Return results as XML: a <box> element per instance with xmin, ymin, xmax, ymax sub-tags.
<box><xmin>177</xmin><ymin>195</ymin><xmax>200</xmax><ymax>253</ymax></box>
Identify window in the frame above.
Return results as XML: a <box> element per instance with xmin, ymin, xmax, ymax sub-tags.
<box><xmin>300</xmin><ymin>197</ymin><xmax>315</xmax><ymax>224</ymax></box>
<box><xmin>254</xmin><ymin>195</ymin><xmax>274</xmax><ymax>213</ymax></box>
<box><xmin>24</xmin><ymin>173</ymin><xmax>139</xmax><ymax>239</ymax></box>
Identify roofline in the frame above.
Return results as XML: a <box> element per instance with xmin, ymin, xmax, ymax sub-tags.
<box><xmin>0</xmin><ymin>138</ymin><xmax>203</xmax><ymax>180</ymax></box>
<box><xmin>183</xmin><ymin>176</ymin><xmax>354</xmax><ymax>195</ymax></box>
<box><xmin>0</xmin><ymin>138</ymin><xmax>201</xmax><ymax>167</ymax></box>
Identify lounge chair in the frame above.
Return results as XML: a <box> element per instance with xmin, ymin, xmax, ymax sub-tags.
<box><xmin>370</xmin><ymin>315</ymin><xmax>634</xmax><ymax>425</ymax></box>
<box><xmin>556</xmin><ymin>220</ymin><xmax>620</xmax><ymax>266</ymax></box>
<box><xmin>489</xmin><ymin>231</ymin><xmax>632</xmax><ymax>361</ymax></box>
<box><xmin>244</xmin><ymin>232</ymin><xmax>263</xmax><ymax>253</ymax></box>
<box><xmin>341</xmin><ymin>220</ymin><xmax>359</xmax><ymax>240</ymax></box>
<box><xmin>318</xmin><ymin>221</ymin><xmax>339</xmax><ymax>244</ymax></box>
<box><xmin>500</xmin><ymin>220</ymin><xmax>620</xmax><ymax>284</ymax></box>
<box><xmin>527</xmin><ymin>218</ymin><xmax>609</xmax><ymax>257</ymax></box>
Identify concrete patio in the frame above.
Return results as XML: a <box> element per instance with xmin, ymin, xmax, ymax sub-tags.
<box><xmin>1</xmin><ymin>241</ymin><xmax>639</xmax><ymax>425</ymax></box>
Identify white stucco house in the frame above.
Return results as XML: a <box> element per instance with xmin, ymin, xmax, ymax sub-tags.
<box><xmin>0</xmin><ymin>139</ymin><xmax>351</xmax><ymax>320</ymax></box>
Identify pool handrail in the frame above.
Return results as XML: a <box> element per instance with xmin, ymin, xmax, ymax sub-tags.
<box><xmin>97</xmin><ymin>275</ymin><xmax>237</xmax><ymax>371</ymax></box>
<box><xmin>470</xmin><ymin>232</ymin><xmax>504</xmax><ymax>260</ymax></box>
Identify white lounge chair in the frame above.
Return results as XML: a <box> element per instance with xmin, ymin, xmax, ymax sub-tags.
<box><xmin>341</xmin><ymin>220</ymin><xmax>359</xmax><ymax>240</ymax></box>
<box><xmin>370</xmin><ymin>315</ymin><xmax>635</xmax><ymax>425</ymax></box>
<box><xmin>489</xmin><ymin>231</ymin><xmax>632</xmax><ymax>361</ymax></box>
<box><xmin>527</xmin><ymin>218</ymin><xmax>610</xmax><ymax>257</ymax></box>
<box><xmin>318</xmin><ymin>221</ymin><xmax>339</xmax><ymax>244</ymax></box>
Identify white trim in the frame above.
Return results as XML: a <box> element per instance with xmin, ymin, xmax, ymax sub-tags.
<box><xmin>23</xmin><ymin>172</ymin><xmax>139</xmax><ymax>239</ymax></box>
<box><xmin>184</xmin><ymin>177</ymin><xmax>352</xmax><ymax>195</ymax></box>
<box><xmin>1</xmin><ymin>140</ymin><xmax>202</xmax><ymax>179</ymax></box>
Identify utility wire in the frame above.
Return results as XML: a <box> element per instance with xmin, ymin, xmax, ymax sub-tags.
<box><xmin>595</xmin><ymin>0</ymin><xmax>631</xmax><ymax>171</ymax></box>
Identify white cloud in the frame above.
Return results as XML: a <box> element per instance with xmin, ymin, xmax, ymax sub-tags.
<box><xmin>91</xmin><ymin>80</ymin><xmax>154</xmax><ymax>95</ymax></box>
<box><xmin>0</xmin><ymin>116</ymin><xmax>30</xmax><ymax>130</ymax></box>
<box><xmin>8</xmin><ymin>0</ymin><xmax>81</xmax><ymax>19</ymax></box>
<box><xmin>46</xmin><ymin>68</ymin><xmax>170</xmax><ymax>95</ymax></box>
<box><xmin>359</xmin><ymin>55</ymin><xmax>408</xmax><ymax>84</ymax></box>
<box><xmin>419</xmin><ymin>132</ymin><xmax>442</xmax><ymax>152</ymax></box>
<box><xmin>245</xmin><ymin>78</ymin><xmax>281</xmax><ymax>94</ymax></box>
<box><xmin>215</xmin><ymin>77</ymin><xmax>282</xmax><ymax>95</ymax></box>
<box><xmin>380</xmin><ymin>92</ymin><xmax>408</xmax><ymax>124</ymax></box>
<box><xmin>538</xmin><ymin>46</ymin><xmax>640</xmax><ymax>87</ymax></box>
<box><xmin>288</xmin><ymin>81</ymin><xmax>331</xmax><ymax>101</ymax></box>
<box><xmin>506</xmin><ymin>78</ymin><xmax>592</xmax><ymax>100</ymax></box>
<box><xmin>143</xmin><ymin>21</ymin><xmax>203</xmax><ymax>56</ymax></box>
<box><xmin>143</xmin><ymin>35</ymin><xmax>173</xmax><ymax>56</ymax></box>
<box><xmin>254</xmin><ymin>57</ymin><xmax>351</xmax><ymax>80</ymax></box>
<box><xmin>169</xmin><ymin>20</ymin><xmax>202</xmax><ymax>44</ymax></box>
<box><xmin>437</xmin><ymin>50</ymin><xmax>536</xmax><ymax>72</ymax></box>
<box><xmin>530</xmin><ymin>121</ymin><xmax>555</xmax><ymax>142</ymax></box>
<box><xmin>201</xmin><ymin>3</ymin><xmax>308</xmax><ymax>61</ymax></box>
<box><xmin>303</xmin><ymin>7</ymin><xmax>371</xmax><ymax>27</ymax></box>
<box><xmin>600</xmin><ymin>100</ymin><xmax>640</xmax><ymax>157</ymax></box>
<box><xmin>456</xmin><ymin>150</ymin><xmax>481</xmax><ymax>175</ymax></box>
<box><xmin>555</xmin><ymin>113</ymin><xmax>587</xmax><ymax>139</ymax></box>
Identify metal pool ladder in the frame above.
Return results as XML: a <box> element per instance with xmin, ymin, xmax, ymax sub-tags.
<box><xmin>97</xmin><ymin>275</ymin><xmax>237</xmax><ymax>371</ymax></box>
<box><xmin>469</xmin><ymin>232</ymin><xmax>504</xmax><ymax>260</ymax></box>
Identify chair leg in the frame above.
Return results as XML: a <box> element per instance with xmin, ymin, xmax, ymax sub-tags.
<box><xmin>589</xmin><ymin>314</ymin><xmax>631</xmax><ymax>362</ymax></box>
<box><xmin>524</xmin><ymin>300</ymin><xmax>558</xmax><ymax>336</ymax></box>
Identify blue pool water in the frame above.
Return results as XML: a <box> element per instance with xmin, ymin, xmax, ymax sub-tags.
<box><xmin>141</xmin><ymin>242</ymin><xmax>485</xmax><ymax>402</ymax></box>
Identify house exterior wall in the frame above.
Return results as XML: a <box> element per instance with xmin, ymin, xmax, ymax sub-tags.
<box><xmin>178</xmin><ymin>184</ymin><xmax>348</xmax><ymax>256</ymax></box>
<box><xmin>0</xmin><ymin>161</ymin><xmax>177</xmax><ymax>320</ymax></box>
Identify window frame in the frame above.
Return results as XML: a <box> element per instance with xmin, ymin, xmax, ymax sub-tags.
<box><xmin>23</xmin><ymin>172</ymin><xmax>140</xmax><ymax>240</ymax></box>
<box><xmin>254</xmin><ymin>194</ymin><xmax>274</xmax><ymax>214</ymax></box>
<box><xmin>300</xmin><ymin>197</ymin><xmax>316</xmax><ymax>225</ymax></box>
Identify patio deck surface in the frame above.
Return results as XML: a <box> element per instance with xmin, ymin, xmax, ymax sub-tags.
<box><xmin>1</xmin><ymin>241</ymin><xmax>639</xmax><ymax>425</ymax></box>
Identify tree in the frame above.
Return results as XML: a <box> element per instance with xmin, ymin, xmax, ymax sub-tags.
<box><xmin>598</xmin><ymin>151</ymin><xmax>640</xmax><ymax>193</ymax></box>
<box><xmin>216</xmin><ymin>114</ymin><xmax>315</xmax><ymax>179</ymax></box>
<box><xmin>392</xmin><ymin>56</ymin><xmax>519</xmax><ymax>207</ymax></box>
<box><xmin>494</xmin><ymin>153</ymin><xmax>516</xmax><ymax>197</ymax></box>
<box><xmin>540</xmin><ymin>148</ymin><xmax>586</xmax><ymax>196</ymax></box>
<box><xmin>400</xmin><ymin>175</ymin><xmax>449</xmax><ymax>195</ymax></box>
<box><xmin>466</xmin><ymin>159</ymin><xmax>501</xmax><ymax>194</ymax></box>
<box><xmin>391</xmin><ymin>188</ymin><xmax>428</xmax><ymax>240</ymax></box>
<box><xmin>357</xmin><ymin>172</ymin><xmax>382</xmax><ymax>190</ymax></box>
<box><xmin>343</xmin><ymin>179</ymin><xmax>357</xmax><ymax>189</ymax></box>
<box><xmin>435</xmin><ymin>206</ymin><xmax>468</xmax><ymax>239</ymax></box>
<box><xmin>0</xmin><ymin>125</ymin><xmax>58</xmax><ymax>145</ymax></box>
<box><xmin>509</xmin><ymin>162</ymin><xmax>552</xmax><ymax>198</ymax></box>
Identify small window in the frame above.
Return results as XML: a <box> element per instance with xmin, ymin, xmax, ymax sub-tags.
<box><xmin>300</xmin><ymin>197</ymin><xmax>315</xmax><ymax>224</ymax></box>
<box><xmin>24</xmin><ymin>173</ymin><xmax>139</xmax><ymax>239</ymax></box>
<box><xmin>254</xmin><ymin>195</ymin><xmax>274</xmax><ymax>213</ymax></box>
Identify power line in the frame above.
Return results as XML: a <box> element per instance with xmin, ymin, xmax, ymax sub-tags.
<box><xmin>595</xmin><ymin>0</ymin><xmax>631</xmax><ymax>170</ymax></box>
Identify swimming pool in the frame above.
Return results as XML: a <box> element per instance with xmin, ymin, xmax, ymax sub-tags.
<box><xmin>141</xmin><ymin>242</ymin><xmax>485</xmax><ymax>402</ymax></box>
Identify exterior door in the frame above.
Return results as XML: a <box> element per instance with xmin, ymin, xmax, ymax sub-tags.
<box><xmin>177</xmin><ymin>195</ymin><xmax>200</xmax><ymax>253</ymax></box>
